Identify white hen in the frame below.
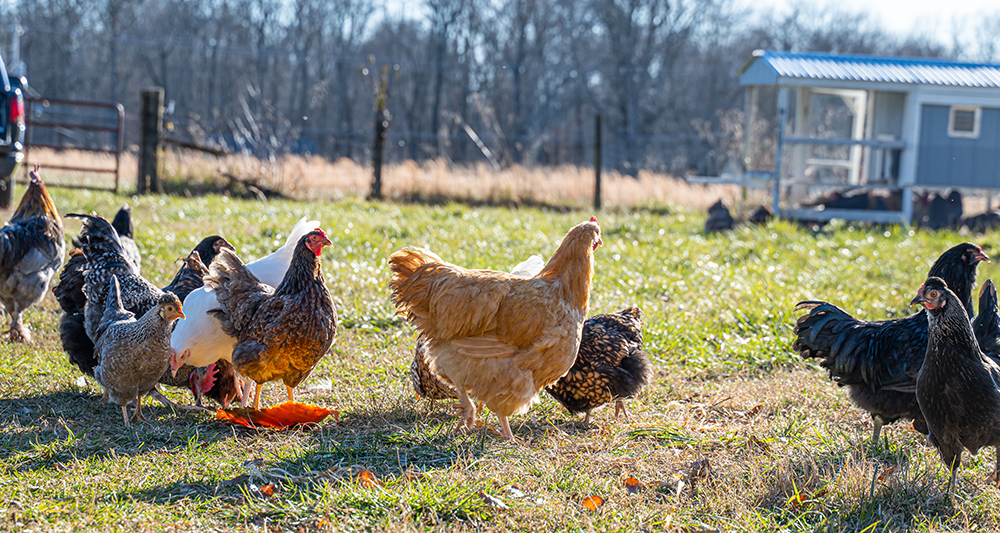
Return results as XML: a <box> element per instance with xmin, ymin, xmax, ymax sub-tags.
<box><xmin>169</xmin><ymin>217</ymin><xmax>321</xmax><ymax>373</ymax></box>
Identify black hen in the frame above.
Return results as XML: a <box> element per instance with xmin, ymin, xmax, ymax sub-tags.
<box><xmin>71</xmin><ymin>206</ymin><xmax>141</xmax><ymax>272</ymax></box>
<box><xmin>545</xmin><ymin>307</ymin><xmax>653</xmax><ymax>424</ymax></box>
<box><xmin>913</xmin><ymin>276</ymin><xmax>1000</xmax><ymax>497</ymax></box>
<box><xmin>973</xmin><ymin>280</ymin><xmax>1000</xmax><ymax>361</ymax></box>
<box><xmin>793</xmin><ymin>243</ymin><xmax>989</xmax><ymax>445</ymax></box>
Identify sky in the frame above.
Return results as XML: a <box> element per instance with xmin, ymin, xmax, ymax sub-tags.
<box><xmin>748</xmin><ymin>0</ymin><xmax>999</xmax><ymax>44</ymax></box>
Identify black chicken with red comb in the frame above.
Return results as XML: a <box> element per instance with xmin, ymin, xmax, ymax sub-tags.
<box><xmin>793</xmin><ymin>243</ymin><xmax>989</xmax><ymax>446</ymax></box>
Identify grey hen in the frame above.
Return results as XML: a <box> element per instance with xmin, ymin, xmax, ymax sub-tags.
<box><xmin>93</xmin><ymin>276</ymin><xmax>185</xmax><ymax>426</ymax></box>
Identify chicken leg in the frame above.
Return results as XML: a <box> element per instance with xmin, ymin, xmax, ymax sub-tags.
<box><xmin>286</xmin><ymin>385</ymin><xmax>295</xmax><ymax>403</ymax></box>
<box><xmin>253</xmin><ymin>382</ymin><xmax>264</xmax><ymax>410</ymax></box>
<box><xmin>131</xmin><ymin>399</ymin><xmax>147</xmax><ymax>422</ymax></box>
<box><xmin>121</xmin><ymin>405</ymin><xmax>131</xmax><ymax>427</ymax></box>
<box><xmin>4</xmin><ymin>301</ymin><xmax>29</xmax><ymax>343</ymax></box>
<box><xmin>497</xmin><ymin>414</ymin><xmax>515</xmax><ymax>442</ymax></box>
<box><xmin>451</xmin><ymin>388</ymin><xmax>477</xmax><ymax>432</ymax></box>
<box><xmin>614</xmin><ymin>399</ymin><xmax>629</xmax><ymax>420</ymax></box>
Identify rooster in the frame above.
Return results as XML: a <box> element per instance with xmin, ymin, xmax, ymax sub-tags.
<box><xmin>793</xmin><ymin>243</ymin><xmax>988</xmax><ymax>445</ymax></box>
<box><xmin>203</xmin><ymin>230</ymin><xmax>337</xmax><ymax>409</ymax></box>
<box><xmin>912</xmin><ymin>277</ymin><xmax>1000</xmax><ymax>498</ymax></box>
<box><xmin>0</xmin><ymin>165</ymin><xmax>65</xmax><ymax>342</ymax></box>
<box><xmin>169</xmin><ymin>217</ymin><xmax>321</xmax><ymax>379</ymax></box>
<box><xmin>93</xmin><ymin>276</ymin><xmax>185</xmax><ymax>426</ymax></box>
<box><xmin>389</xmin><ymin>218</ymin><xmax>602</xmax><ymax>441</ymax></box>
<box><xmin>162</xmin><ymin>236</ymin><xmax>233</xmax><ymax>303</ymax></box>
<box><xmin>545</xmin><ymin>307</ymin><xmax>652</xmax><ymax>424</ymax></box>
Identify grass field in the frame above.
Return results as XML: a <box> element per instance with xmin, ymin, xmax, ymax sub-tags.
<box><xmin>2</xmin><ymin>186</ymin><xmax>999</xmax><ymax>532</ymax></box>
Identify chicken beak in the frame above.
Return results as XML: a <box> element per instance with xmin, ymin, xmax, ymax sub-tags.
<box><xmin>170</xmin><ymin>348</ymin><xmax>190</xmax><ymax>377</ymax></box>
<box><xmin>976</xmin><ymin>250</ymin><xmax>991</xmax><ymax>263</ymax></box>
<box><xmin>910</xmin><ymin>285</ymin><xmax>926</xmax><ymax>307</ymax></box>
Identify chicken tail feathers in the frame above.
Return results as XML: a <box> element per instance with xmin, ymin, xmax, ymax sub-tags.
<box><xmin>66</xmin><ymin>214</ymin><xmax>137</xmax><ymax>273</ymax></box>
<box><xmin>204</xmin><ymin>248</ymin><xmax>271</xmax><ymax>336</ymax></box>
<box><xmin>607</xmin><ymin>348</ymin><xmax>653</xmax><ymax>400</ymax></box>
<box><xmin>388</xmin><ymin>247</ymin><xmax>446</xmax><ymax>320</ymax></box>
<box><xmin>61</xmin><ymin>312</ymin><xmax>97</xmax><ymax>376</ymax></box>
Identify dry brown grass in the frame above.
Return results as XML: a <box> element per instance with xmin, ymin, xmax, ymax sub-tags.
<box><xmin>23</xmin><ymin>147</ymin><xmax>763</xmax><ymax>212</ymax></box>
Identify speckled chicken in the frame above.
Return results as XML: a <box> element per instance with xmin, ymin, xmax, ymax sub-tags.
<box><xmin>411</xmin><ymin>335</ymin><xmax>458</xmax><ymax>400</ymax></box>
<box><xmin>390</xmin><ymin>219</ymin><xmax>601</xmax><ymax>441</ymax></box>
<box><xmin>0</xmin><ymin>166</ymin><xmax>64</xmax><ymax>342</ymax></box>
<box><xmin>793</xmin><ymin>243</ymin><xmax>988</xmax><ymax>445</ymax></box>
<box><xmin>93</xmin><ymin>276</ymin><xmax>185</xmax><ymax>426</ymax></box>
<box><xmin>57</xmin><ymin>214</ymin><xmax>166</xmax><ymax>376</ymax></box>
<box><xmin>204</xmin><ymin>230</ymin><xmax>337</xmax><ymax>409</ymax></box>
<box><xmin>546</xmin><ymin>307</ymin><xmax>652</xmax><ymax>424</ymax></box>
<box><xmin>912</xmin><ymin>276</ymin><xmax>1000</xmax><ymax>497</ymax></box>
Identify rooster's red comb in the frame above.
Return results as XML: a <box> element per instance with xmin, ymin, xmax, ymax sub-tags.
<box><xmin>590</xmin><ymin>216</ymin><xmax>599</xmax><ymax>225</ymax></box>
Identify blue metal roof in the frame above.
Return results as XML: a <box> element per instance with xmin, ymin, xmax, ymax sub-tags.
<box><xmin>739</xmin><ymin>50</ymin><xmax>1000</xmax><ymax>88</ymax></box>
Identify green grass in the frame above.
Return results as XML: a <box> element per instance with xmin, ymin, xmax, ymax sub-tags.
<box><xmin>2</xmin><ymin>188</ymin><xmax>999</xmax><ymax>531</ymax></box>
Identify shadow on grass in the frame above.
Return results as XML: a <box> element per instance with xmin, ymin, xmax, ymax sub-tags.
<box><xmin>751</xmin><ymin>442</ymin><xmax>956</xmax><ymax>531</ymax></box>
<box><xmin>0</xmin><ymin>387</ymin><xmax>235</xmax><ymax>473</ymax></box>
<box><xmin>122</xmin><ymin>401</ymin><xmax>489</xmax><ymax>507</ymax></box>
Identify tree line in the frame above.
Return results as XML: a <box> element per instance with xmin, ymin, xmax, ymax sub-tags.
<box><xmin>3</xmin><ymin>0</ymin><xmax>1000</xmax><ymax>176</ymax></box>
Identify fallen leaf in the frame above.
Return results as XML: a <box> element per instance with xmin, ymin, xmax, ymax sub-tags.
<box><xmin>747</xmin><ymin>434</ymin><xmax>771</xmax><ymax>452</ymax></box>
<box><xmin>404</xmin><ymin>472</ymin><xmax>425</xmax><ymax>481</ymax></box>
<box><xmin>787</xmin><ymin>487</ymin><xmax>828</xmax><ymax>510</ymax></box>
<box><xmin>247</xmin><ymin>483</ymin><xmax>279</xmax><ymax>500</ymax></box>
<box><xmin>357</xmin><ymin>470</ymin><xmax>380</xmax><ymax>488</ymax></box>
<box><xmin>479</xmin><ymin>490</ymin><xmax>508</xmax><ymax>509</ymax></box>
<box><xmin>581</xmin><ymin>495</ymin><xmax>605</xmax><ymax>511</ymax></box>
<box><xmin>624</xmin><ymin>477</ymin><xmax>643</xmax><ymax>494</ymax></box>
<box><xmin>216</xmin><ymin>401</ymin><xmax>334</xmax><ymax>429</ymax></box>
<box><xmin>689</xmin><ymin>459</ymin><xmax>712</xmax><ymax>481</ymax></box>
<box><xmin>877</xmin><ymin>466</ymin><xmax>896</xmax><ymax>482</ymax></box>
<box><xmin>742</xmin><ymin>404</ymin><xmax>763</xmax><ymax>418</ymax></box>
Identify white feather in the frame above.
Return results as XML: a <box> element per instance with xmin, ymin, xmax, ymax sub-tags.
<box><xmin>510</xmin><ymin>255</ymin><xmax>544</xmax><ymax>278</ymax></box>
<box><xmin>170</xmin><ymin>216</ymin><xmax>321</xmax><ymax>368</ymax></box>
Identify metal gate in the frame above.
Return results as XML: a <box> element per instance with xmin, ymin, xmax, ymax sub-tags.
<box><xmin>23</xmin><ymin>97</ymin><xmax>125</xmax><ymax>192</ymax></box>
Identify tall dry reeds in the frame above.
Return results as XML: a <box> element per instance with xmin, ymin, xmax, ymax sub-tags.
<box><xmin>23</xmin><ymin>147</ymin><xmax>758</xmax><ymax>211</ymax></box>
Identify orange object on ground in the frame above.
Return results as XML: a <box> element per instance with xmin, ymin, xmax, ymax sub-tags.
<box><xmin>215</xmin><ymin>401</ymin><xmax>334</xmax><ymax>429</ymax></box>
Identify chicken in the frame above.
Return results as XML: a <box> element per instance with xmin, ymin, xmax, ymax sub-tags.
<box><xmin>57</xmin><ymin>214</ymin><xmax>166</xmax><ymax>377</ymax></box>
<box><xmin>389</xmin><ymin>217</ymin><xmax>602</xmax><ymax>441</ymax></box>
<box><xmin>110</xmin><ymin>205</ymin><xmax>141</xmax><ymax>272</ymax></box>
<box><xmin>156</xmin><ymin>359</ymin><xmax>241</xmax><ymax>409</ymax></box>
<box><xmin>545</xmin><ymin>307</ymin><xmax>652</xmax><ymax>424</ymax></box>
<box><xmin>911</xmin><ymin>276</ymin><xmax>1000</xmax><ymax>497</ymax></box>
<box><xmin>410</xmin><ymin>255</ymin><xmax>545</xmax><ymax>401</ymax></box>
<box><xmin>94</xmin><ymin>276</ymin><xmax>184</xmax><ymax>426</ymax></box>
<box><xmin>169</xmin><ymin>217</ymin><xmax>321</xmax><ymax>375</ymax></box>
<box><xmin>162</xmin><ymin>235</ymin><xmax>233</xmax><ymax>303</ymax></box>
<box><xmin>203</xmin><ymin>230</ymin><xmax>336</xmax><ymax>409</ymax></box>
<box><xmin>0</xmin><ymin>165</ymin><xmax>65</xmax><ymax>342</ymax></box>
<box><xmin>973</xmin><ymin>280</ymin><xmax>1000</xmax><ymax>360</ymax></box>
<box><xmin>793</xmin><ymin>243</ymin><xmax>988</xmax><ymax>445</ymax></box>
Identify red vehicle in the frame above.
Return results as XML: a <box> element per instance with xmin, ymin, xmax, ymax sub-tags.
<box><xmin>0</xmin><ymin>51</ymin><xmax>26</xmax><ymax>208</ymax></box>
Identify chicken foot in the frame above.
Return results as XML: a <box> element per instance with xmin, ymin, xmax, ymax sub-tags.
<box><xmin>451</xmin><ymin>389</ymin><xmax>477</xmax><ymax>432</ymax></box>
<box><xmin>287</xmin><ymin>385</ymin><xmax>295</xmax><ymax>403</ymax></box>
<box><xmin>3</xmin><ymin>303</ymin><xmax>30</xmax><ymax>343</ymax></box>
<box><xmin>148</xmin><ymin>386</ymin><xmax>210</xmax><ymax>412</ymax></box>
<box><xmin>614</xmin><ymin>399</ymin><xmax>630</xmax><ymax>420</ymax></box>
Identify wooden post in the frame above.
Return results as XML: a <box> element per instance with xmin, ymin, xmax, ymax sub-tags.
<box><xmin>594</xmin><ymin>114</ymin><xmax>602</xmax><ymax>211</ymax></box>
<box><xmin>369</xmin><ymin>66</ymin><xmax>390</xmax><ymax>201</ymax></box>
<box><xmin>138</xmin><ymin>88</ymin><xmax>163</xmax><ymax>194</ymax></box>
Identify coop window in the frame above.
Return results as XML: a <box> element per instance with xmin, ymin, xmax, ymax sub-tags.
<box><xmin>948</xmin><ymin>106</ymin><xmax>981</xmax><ymax>139</ymax></box>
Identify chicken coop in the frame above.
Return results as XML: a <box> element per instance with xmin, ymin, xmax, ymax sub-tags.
<box><xmin>710</xmin><ymin>50</ymin><xmax>1000</xmax><ymax>224</ymax></box>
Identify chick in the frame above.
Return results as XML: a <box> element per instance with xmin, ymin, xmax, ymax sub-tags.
<box><xmin>93</xmin><ymin>277</ymin><xmax>185</xmax><ymax>426</ymax></box>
